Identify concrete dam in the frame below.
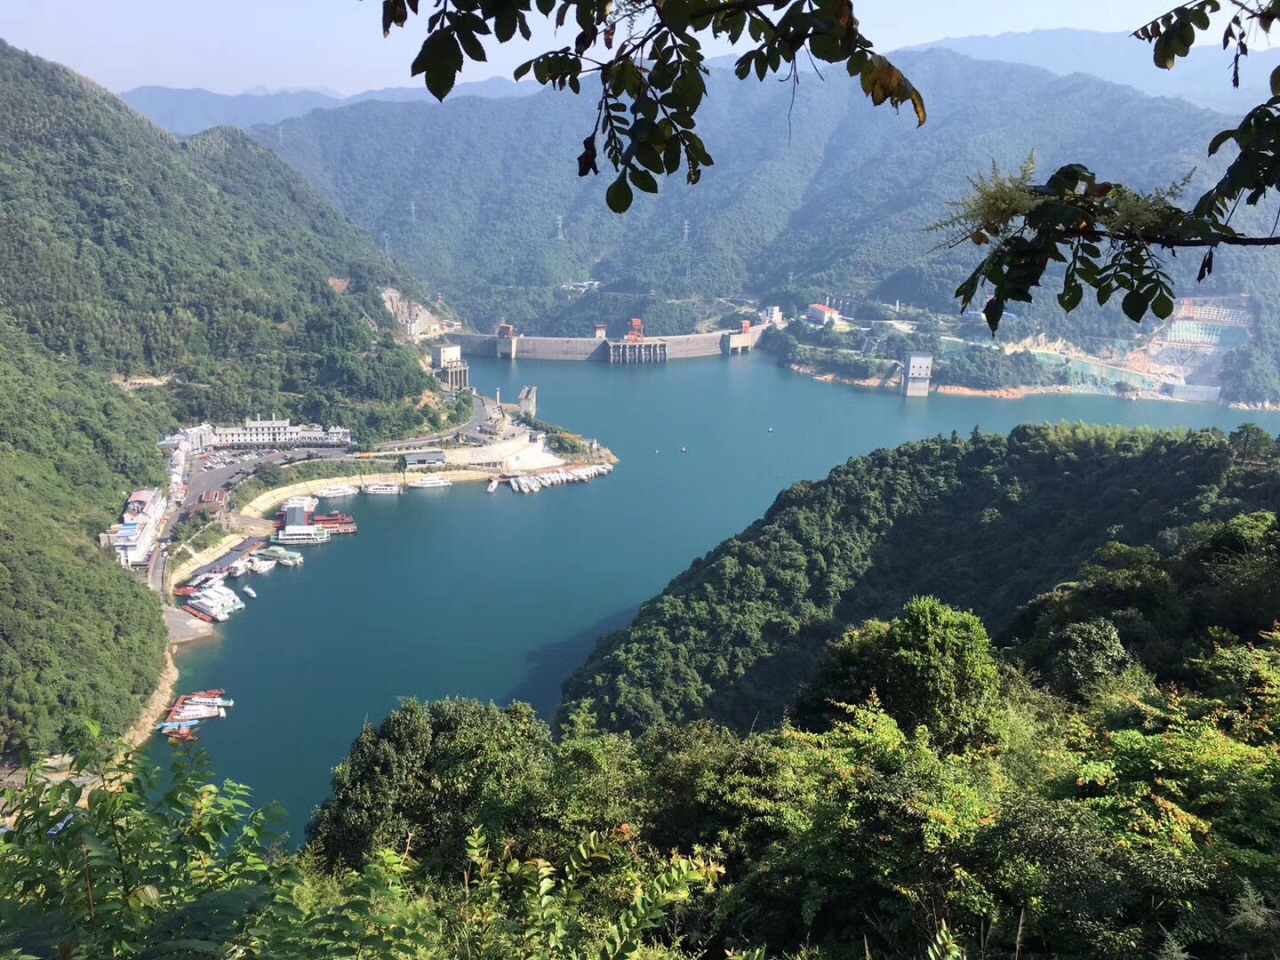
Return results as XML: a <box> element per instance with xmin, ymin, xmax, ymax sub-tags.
<box><xmin>448</xmin><ymin>323</ymin><xmax>770</xmax><ymax>363</ymax></box>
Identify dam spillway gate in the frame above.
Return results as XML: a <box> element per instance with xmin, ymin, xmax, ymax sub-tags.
<box><xmin>608</xmin><ymin>340</ymin><xmax>668</xmax><ymax>363</ymax></box>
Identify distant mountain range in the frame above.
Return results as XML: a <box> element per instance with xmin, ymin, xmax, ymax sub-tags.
<box><xmin>248</xmin><ymin>45</ymin><xmax>1280</xmax><ymax>353</ymax></box>
<box><xmin>912</xmin><ymin>28</ymin><xmax>1280</xmax><ymax>114</ymax></box>
<box><xmin>121</xmin><ymin>76</ymin><xmax>539</xmax><ymax>135</ymax></box>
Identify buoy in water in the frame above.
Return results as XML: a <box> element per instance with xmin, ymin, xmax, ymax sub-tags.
<box><xmin>768</xmin><ymin>427</ymin><xmax>774</xmax><ymax>433</ymax></box>
<box><xmin>681</xmin><ymin>446</ymin><xmax>688</xmax><ymax>453</ymax></box>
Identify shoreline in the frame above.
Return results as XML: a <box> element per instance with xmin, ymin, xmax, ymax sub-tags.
<box><xmin>788</xmin><ymin>362</ymin><xmax>1224</xmax><ymax>405</ymax></box>
<box><xmin>123</xmin><ymin>644</ymin><xmax>179</xmax><ymax>752</ymax></box>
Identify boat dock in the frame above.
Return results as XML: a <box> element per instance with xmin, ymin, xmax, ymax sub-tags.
<box><xmin>155</xmin><ymin>689</ymin><xmax>234</xmax><ymax>741</ymax></box>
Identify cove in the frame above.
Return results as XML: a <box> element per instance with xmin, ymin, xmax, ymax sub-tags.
<box><xmin>173</xmin><ymin>352</ymin><xmax>1280</xmax><ymax>839</ymax></box>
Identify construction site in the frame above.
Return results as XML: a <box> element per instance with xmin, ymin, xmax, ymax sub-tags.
<box><xmin>1024</xmin><ymin>295</ymin><xmax>1254</xmax><ymax>401</ymax></box>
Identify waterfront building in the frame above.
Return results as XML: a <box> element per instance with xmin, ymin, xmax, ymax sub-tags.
<box><xmin>208</xmin><ymin>418</ymin><xmax>352</xmax><ymax>448</ymax></box>
<box><xmin>405</xmin><ymin>450</ymin><xmax>447</xmax><ymax>466</ymax></box>
<box><xmin>518</xmin><ymin>385</ymin><xmax>538</xmax><ymax>417</ymax></box>
<box><xmin>903</xmin><ymin>352</ymin><xmax>933</xmax><ymax>397</ymax></box>
<box><xmin>432</xmin><ymin>343</ymin><xmax>470</xmax><ymax>391</ymax></box>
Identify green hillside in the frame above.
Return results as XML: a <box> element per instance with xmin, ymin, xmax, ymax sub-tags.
<box><xmin>0</xmin><ymin>39</ymin><xmax>480</xmax><ymax>754</ymax></box>
<box><xmin>0</xmin><ymin>317</ymin><xmax>170</xmax><ymax>753</ymax></box>
<box><xmin>558</xmin><ymin>423</ymin><xmax>1280</xmax><ymax>732</ymax></box>
<box><xmin>0</xmin><ymin>39</ymin><xmax>435</xmax><ymax>440</ymax></box>
<box><xmin>257</xmin><ymin>49</ymin><xmax>1280</xmax><ymax>390</ymax></box>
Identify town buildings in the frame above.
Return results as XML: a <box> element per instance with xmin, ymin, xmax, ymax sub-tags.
<box><xmin>99</xmin><ymin>488</ymin><xmax>167</xmax><ymax>568</ymax></box>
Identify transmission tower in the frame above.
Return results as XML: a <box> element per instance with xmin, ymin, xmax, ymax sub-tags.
<box><xmin>410</xmin><ymin>200</ymin><xmax>417</xmax><ymax>223</ymax></box>
<box><xmin>682</xmin><ymin>220</ymin><xmax>690</xmax><ymax>245</ymax></box>
<box><xmin>382</xmin><ymin>232</ymin><xmax>391</xmax><ymax>256</ymax></box>
<box><xmin>277</xmin><ymin>127</ymin><xmax>284</xmax><ymax>147</ymax></box>
<box><xmin>555</xmin><ymin>214</ymin><xmax>564</xmax><ymax>240</ymax></box>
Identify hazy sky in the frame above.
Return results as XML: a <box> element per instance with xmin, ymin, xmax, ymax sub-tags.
<box><xmin>1</xmin><ymin>0</ymin><xmax>1167</xmax><ymax>95</ymax></box>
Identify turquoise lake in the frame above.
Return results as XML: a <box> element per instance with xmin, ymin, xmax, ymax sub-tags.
<box><xmin>174</xmin><ymin>352</ymin><xmax>1280</xmax><ymax>838</ymax></box>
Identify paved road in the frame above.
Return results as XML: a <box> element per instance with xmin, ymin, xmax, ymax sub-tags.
<box><xmin>373</xmin><ymin>394</ymin><xmax>485</xmax><ymax>451</ymax></box>
<box><xmin>183</xmin><ymin>447</ymin><xmax>349</xmax><ymax>509</ymax></box>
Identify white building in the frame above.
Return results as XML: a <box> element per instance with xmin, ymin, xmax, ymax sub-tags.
<box><xmin>807</xmin><ymin>303</ymin><xmax>841</xmax><ymax>326</ymax></box>
<box><xmin>903</xmin><ymin>352</ymin><xmax>933</xmax><ymax>398</ymax></box>
<box><xmin>207</xmin><ymin>418</ymin><xmax>352</xmax><ymax>448</ymax></box>
<box><xmin>99</xmin><ymin>488</ymin><xmax>168</xmax><ymax>568</ymax></box>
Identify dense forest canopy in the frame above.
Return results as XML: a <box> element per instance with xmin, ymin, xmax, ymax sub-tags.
<box><xmin>0</xmin><ymin>39</ymin><xmax>437</xmax><ymax>440</ymax></box>
<box><xmin>0</xmin><ymin>318</ymin><xmax>170</xmax><ymax>753</ymax></box>
<box><xmin>559</xmin><ymin>423</ymin><xmax>1280</xmax><ymax>732</ymax></box>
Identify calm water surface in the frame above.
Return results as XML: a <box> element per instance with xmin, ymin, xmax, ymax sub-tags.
<box><xmin>174</xmin><ymin>353</ymin><xmax>1280</xmax><ymax>836</ymax></box>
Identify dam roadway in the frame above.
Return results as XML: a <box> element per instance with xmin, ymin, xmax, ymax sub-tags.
<box><xmin>448</xmin><ymin>322</ymin><xmax>770</xmax><ymax>362</ymax></box>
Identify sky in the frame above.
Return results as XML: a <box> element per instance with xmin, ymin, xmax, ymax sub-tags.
<box><xmin>0</xmin><ymin>0</ymin><xmax>1166</xmax><ymax>96</ymax></box>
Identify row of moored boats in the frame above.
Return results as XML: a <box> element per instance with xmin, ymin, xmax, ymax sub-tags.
<box><xmin>176</xmin><ymin>545</ymin><xmax>305</xmax><ymax>622</ymax></box>
<box><xmin>155</xmin><ymin>689</ymin><xmax>234</xmax><ymax>742</ymax></box>
<box><xmin>503</xmin><ymin>463</ymin><xmax>613</xmax><ymax>494</ymax></box>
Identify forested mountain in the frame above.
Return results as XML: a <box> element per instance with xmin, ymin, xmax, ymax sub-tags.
<box><xmin>0</xmin><ymin>38</ymin><xmax>470</xmax><ymax>754</ymax></box>
<box><xmin>121</xmin><ymin>77</ymin><xmax>538</xmax><ymax>135</ymax></box>
<box><xmin>253</xmin><ymin>49</ymin><xmax>1280</xmax><ymax>355</ymax></box>
<box><xmin>0</xmin><ymin>38</ymin><xmax>437</xmax><ymax>439</ymax></box>
<box><xmin>559</xmin><ymin>424</ymin><xmax>1279</xmax><ymax>732</ymax></box>
<box><xmin>0</xmin><ymin>317</ymin><xmax>170</xmax><ymax>752</ymax></box>
<box><xmin>915</xmin><ymin>28</ymin><xmax>1280</xmax><ymax>115</ymax></box>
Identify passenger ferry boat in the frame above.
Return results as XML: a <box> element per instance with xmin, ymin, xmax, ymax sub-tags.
<box><xmin>407</xmin><ymin>476</ymin><xmax>453</xmax><ymax>488</ymax></box>
<box><xmin>270</xmin><ymin>524</ymin><xmax>332</xmax><ymax>545</ymax></box>
<box><xmin>316</xmin><ymin>484</ymin><xmax>359</xmax><ymax>498</ymax></box>
<box><xmin>258</xmin><ymin>545</ymin><xmax>302</xmax><ymax>562</ymax></box>
<box><xmin>363</xmin><ymin>481</ymin><xmax>402</xmax><ymax>495</ymax></box>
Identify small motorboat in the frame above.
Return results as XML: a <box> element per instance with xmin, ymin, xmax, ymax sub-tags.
<box><xmin>243</xmin><ymin>586</ymin><xmax>257</xmax><ymax>599</ymax></box>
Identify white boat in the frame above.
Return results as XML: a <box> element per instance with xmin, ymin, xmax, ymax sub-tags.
<box><xmin>243</xmin><ymin>586</ymin><xmax>257</xmax><ymax>599</ymax></box>
<box><xmin>271</xmin><ymin>525</ymin><xmax>332</xmax><ymax>545</ymax></box>
<box><xmin>487</xmin><ymin>478</ymin><xmax>499</xmax><ymax>493</ymax></box>
<box><xmin>407</xmin><ymin>476</ymin><xmax>453</xmax><ymax>488</ymax></box>
<box><xmin>316</xmin><ymin>485</ymin><xmax>359</xmax><ymax>498</ymax></box>
<box><xmin>251</xmin><ymin>558</ymin><xmax>276</xmax><ymax>573</ymax></box>
<box><xmin>281</xmin><ymin>495</ymin><xmax>319</xmax><ymax>512</ymax></box>
<box><xmin>225</xmin><ymin>559</ymin><xmax>250</xmax><ymax>578</ymax></box>
<box><xmin>363</xmin><ymin>482</ymin><xmax>402</xmax><ymax>495</ymax></box>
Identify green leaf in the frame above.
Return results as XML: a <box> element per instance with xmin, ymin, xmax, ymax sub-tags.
<box><xmin>630</xmin><ymin>168</ymin><xmax>659</xmax><ymax>193</ymax></box>
<box><xmin>1058</xmin><ymin>280</ymin><xmax>1083</xmax><ymax>313</ymax></box>
<box><xmin>1151</xmin><ymin>290</ymin><xmax>1175</xmax><ymax>320</ymax></box>
<box><xmin>1121</xmin><ymin>288</ymin><xmax>1149</xmax><ymax>322</ymax></box>
<box><xmin>606</xmin><ymin>175</ymin><xmax>633</xmax><ymax>213</ymax></box>
<box><xmin>456</xmin><ymin>27</ymin><xmax>488</xmax><ymax>63</ymax></box>
<box><xmin>415</xmin><ymin>30</ymin><xmax>464</xmax><ymax>100</ymax></box>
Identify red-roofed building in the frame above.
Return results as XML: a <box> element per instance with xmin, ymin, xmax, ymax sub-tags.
<box><xmin>807</xmin><ymin>303</ymin><xmax>841</xmax><ymax>326</ymax></box>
